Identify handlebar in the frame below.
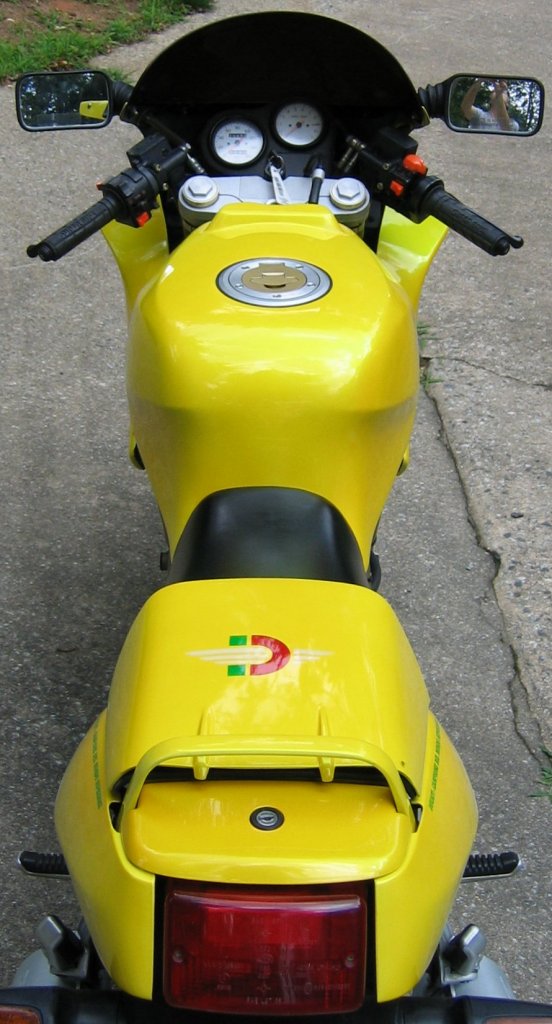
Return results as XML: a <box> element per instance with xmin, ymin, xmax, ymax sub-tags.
<box><xmin>413</xmin><ymin>181</ymin><xmax>523</xmax><ymax>256</ymax></box>
<box><xmin>350</xmin><ymin>135</ymin><xmax>523</xmax><ymax>256</ymax></box>
<box><xmin>26</xmin><ymin>131</ymin><xmax>523</xmax><ymax>262</ymax></box>
<box><xmin>27</xmin><ymin>141</ymin><xmax>191</xmax><ymax>262</ymax></box>
<box><xmin>27</xmin><ymin>194</ymin><xmax>123</xmax><ymax>262</ymax></box>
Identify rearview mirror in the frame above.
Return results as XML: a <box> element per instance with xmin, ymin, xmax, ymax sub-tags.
<box><xmin>16</xmin><ymin>70</ymin><xmax>112</xmax><ymax>131</ymax></box>
<box><xmin>447</xmin><ymin>76</ymin><xmax>544</xmax><ymax>135</ymax></box>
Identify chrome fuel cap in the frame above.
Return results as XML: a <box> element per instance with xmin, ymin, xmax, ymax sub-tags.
<box><xmin>217</xmin><ymin>258</ymin><xmax>331</xmax><ymax>307</ymax></box>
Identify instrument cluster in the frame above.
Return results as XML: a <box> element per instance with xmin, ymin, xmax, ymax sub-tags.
<box><xmin>207</xmin><ymin>101</ymin><xmax>326</xmax><ymax>168</ymax></box>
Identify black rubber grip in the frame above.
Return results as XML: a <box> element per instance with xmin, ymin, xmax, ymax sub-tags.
<box><xmin>419</xmin><ymin>186</ymin><xmax>518</xmax><ymax>256</ymax></box>
<box><xmin>27</xmin><ymin>193</ymin><xmax>122</xmax><ymax>262</ymax></box>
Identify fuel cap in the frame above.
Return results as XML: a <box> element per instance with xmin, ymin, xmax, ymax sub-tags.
<box><xmin>217</xmin><ymin>258</ymin><xmax>331</xmax><ymax>307</ymax></box>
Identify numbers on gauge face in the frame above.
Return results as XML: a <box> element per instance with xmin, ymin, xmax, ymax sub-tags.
<box><xmin>211</xmin><ymin>118</ymin><xmax>265</xmax><ymax>166</ymax></box>
<box><xmin>274</xmin><ymin>102</ymin><xmax>324</xmax><ymax>148</ymax></box>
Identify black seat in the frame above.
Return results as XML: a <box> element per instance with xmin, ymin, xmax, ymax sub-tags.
<box><xmin>167</xmin><ymin>487</ymin><xmax>369</xmax><ymax>587</ymax></box>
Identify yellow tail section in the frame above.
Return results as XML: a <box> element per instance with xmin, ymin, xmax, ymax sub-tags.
<box><xmin>56</xmin><ymin>577</ymin><xmax>476</xmax><ymax>1002</ymax></box>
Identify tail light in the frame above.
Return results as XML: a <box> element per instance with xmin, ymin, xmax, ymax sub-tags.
<box><xmin>0</xmin><ymin>1011</ymin><xmax>42</xmax><ymax>1024</ymax></box>
<box><xmin>163</xmin><ymin>880</ymin><xmax>368</xmax><ymax>1015</ymax></box>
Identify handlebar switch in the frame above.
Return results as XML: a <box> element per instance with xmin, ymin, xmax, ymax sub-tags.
<box><xmin>403</xmin><ymin>154</ymin><xmax>428</xmax><ymax>176</ymax></box>
<box><xmin>98</xmin><ymin>165</ymin><xmax>159</xmax><ymax>228</ymax></box>
<box><xmin>389</xmin><ymin>180</ymin><xmax>405</xmax><ymax>197</ymax></box>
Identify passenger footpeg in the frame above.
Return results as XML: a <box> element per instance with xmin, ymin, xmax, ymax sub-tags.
<box><xmin>463</xmin><ymin>850</ymin><xmax>521</xmax><ymax>879</ymax></box>
<box><xmin>18</xmin><ymin>850</ymin><xmax>69</xmax><ymax>878</ymax></box>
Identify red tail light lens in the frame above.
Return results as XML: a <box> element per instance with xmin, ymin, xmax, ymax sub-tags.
<box><xmin>163</xmin><ymin>881</ymin><xmax>368</xmax><ymax>1015</ymax></box>
<box><xmin>0</xmin><ymin>1011</ymin><xmax>42</xmax><ymax>1024</ymax></box>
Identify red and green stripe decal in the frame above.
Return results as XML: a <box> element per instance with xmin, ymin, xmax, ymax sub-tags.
<box><xmin>228</xmin><ymin>634</ymin><xmax>291</xmax><ymax>676</ymax></box>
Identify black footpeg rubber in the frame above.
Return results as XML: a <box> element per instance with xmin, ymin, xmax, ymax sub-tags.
<box><xmin>18</xmin><ymin>850</ymin><xmax>69</xmax><ymax>877</ymax></box>
<box><xmin>463</xmin><ymin>851</ymin><xmax>520</xmax><ymax>879</ymax></box>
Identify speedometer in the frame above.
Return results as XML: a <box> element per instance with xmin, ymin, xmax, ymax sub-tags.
<box><xmin>274</xmin><ymin>102</ymin><xmax>324</xmax><ymax>148</ymax></box>
<box><xmin>211</xmin><ymin>118</ymin><xmax>265</xmax><ymax>166</ymax></box>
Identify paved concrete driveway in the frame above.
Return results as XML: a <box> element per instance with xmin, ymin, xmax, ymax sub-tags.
<box><xmin>1</xmin><ymin>0</ymin><xmax>550</xmax><ymax>1003</ymax></box>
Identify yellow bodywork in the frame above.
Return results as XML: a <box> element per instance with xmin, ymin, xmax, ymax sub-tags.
<box><xmin>56</xmin><ymin>579</ymin><xmax>476</xmax><ymax>1002</ymax></box>
<box><xmin>55</xmin><ymin>203</ymin><xmax>470</xmax><ymax>1005</ymax></box>
<box><xmin>79</xmin><ymin>99</ymin><xmax>109</xmax><ymax>121</ymax></box>
<box><xmin>104</xmin><ymin>204</ymin><xmax>446</xmax><ymax>563</ymax></box>
<box><xmin>55</xmin><ymin>711</ymin><xmax>155</xmax><ymax>997</ymax></box>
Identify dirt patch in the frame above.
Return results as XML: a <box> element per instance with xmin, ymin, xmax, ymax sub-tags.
<box><xmin>0</xmin><ymin>0</ymin><xmax>142</xmax><ymax>42</ymax></box>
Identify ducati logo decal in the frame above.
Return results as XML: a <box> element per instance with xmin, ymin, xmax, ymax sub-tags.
<box><xmin>187</xmin><ymin>635</ymin><xmax>332</xmax><ymax>676</ymax></box>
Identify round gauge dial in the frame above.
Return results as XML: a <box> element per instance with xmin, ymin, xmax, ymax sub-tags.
<box><xmin>211</xmin><ymin>118</ymin><xmax>264</xmax><ymax>166</ymax></box>
<box><xmin>274</xmin><ymin>102</ymin><xmax>324</xmax><ymax>148</ymax></box>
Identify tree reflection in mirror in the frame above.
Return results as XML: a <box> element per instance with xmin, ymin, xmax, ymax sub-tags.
<box><xmin>448</xmin><ymin>76</ymin><xmax>543</xmax><ymax>135</ymax></box>
<box><xmin>16</xmin><ymin>71</ymin><xmax>111</xmax><ymax>131</ymax></box>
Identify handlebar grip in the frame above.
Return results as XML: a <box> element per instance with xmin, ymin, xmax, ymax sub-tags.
<box><xmin>418</xmin><ymin>185</ymin><xmax>522</xmax><ymax>256</ymax></box>
<box><xmin>27</xmin><ymin>194</ymin><xmax>122</xmax><ymax>262</ymax></box>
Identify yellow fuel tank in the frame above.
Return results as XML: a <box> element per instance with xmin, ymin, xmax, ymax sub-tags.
<box><xmin>125</xmin><ymin>204</ymin><xmax>420</xmax><ymax>562</ymax></box>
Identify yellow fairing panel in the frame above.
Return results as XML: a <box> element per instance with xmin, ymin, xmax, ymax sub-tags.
<box><xmin>54</xmin><ymin>712</ymin><xmax>155</xmax><ymax>999</ymax></box>
<box><xmin>104</xmin><ymin>576</ymin><xmax>428</xmax><ymax>890</ymax></box>
<box><xmin>56</xmin><ymin>578</ymin><xmax>476</xmax><ymax>1002</ymax></box>
<box><xmin>125</xmin><ymin>204</ymin><xmax>420</xmax><ymax>559</ymax></box>
<box><xmin>122</xmin><ymin>779</ymin><xmax>410</xmax><ymax>885</ymax></box>
<box><xmin>103</xmin><ymin>207</ymin><xmax>168</xmax><ymax>313</ymax></box>
<box><xmin>104</xmin><ymin>578</ymin><xmax>429</xmax><ymax>796</ymax></box>
<box><xmin>378</xmin><ymin>209</ymin><xmax>448</xmax><ymax>312</ymax></box>
<box><xmin>375</xmin><ymin>714</ymin><xmax>477</xmax><ymax>1000</ymax></box>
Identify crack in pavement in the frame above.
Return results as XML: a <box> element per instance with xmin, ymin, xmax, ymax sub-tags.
<box><xmin>426</xmin><ymin>388</ymin><xmax>546</xmax><ymax>764</ymax></box>
<box><xmin>424</xmin><ymin>353</ymin><xmax>551</xmax><ymax>390</ymax></box>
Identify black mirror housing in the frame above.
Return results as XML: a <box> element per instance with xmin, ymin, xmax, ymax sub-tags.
<box><xmin>16</xmin><ymin>70</ymin><xmax>113</xmax><ymax>131</ymax></box>
<box><xmin>419</xmin><ymin>75</ymin><xmax>544</xmax><ymax>136</ymax></box>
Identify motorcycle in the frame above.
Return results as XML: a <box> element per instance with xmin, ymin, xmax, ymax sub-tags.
<box><xmin>4</xmin><ymin>10</ymin><xmax>550</xmax><ymax>1024</ymax></box>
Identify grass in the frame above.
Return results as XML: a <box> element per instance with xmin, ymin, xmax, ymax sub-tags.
<box><xmin>532</xmin><ymin>748</ymin><xmax>552</xmax><ymax>803</ymax></box>
<box><xmin>418</xmin><ymin>321</ymin><xmax>442</xmax><ymax>388</ymax></box>
<box><xmin>0</xmin><ymin>0</ymin><xmax>212</xmax><ymax>81</ymax></box>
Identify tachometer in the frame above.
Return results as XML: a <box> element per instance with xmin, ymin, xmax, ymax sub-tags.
<box><xmin>274</xmin><ymin>102</ymin><xmax>324</xmax><ymax>148</ymax></box>
<box><xmin>211</xmin><ymin>118</ymin><xmax>265</xmax><ymax>166</ymax></box>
